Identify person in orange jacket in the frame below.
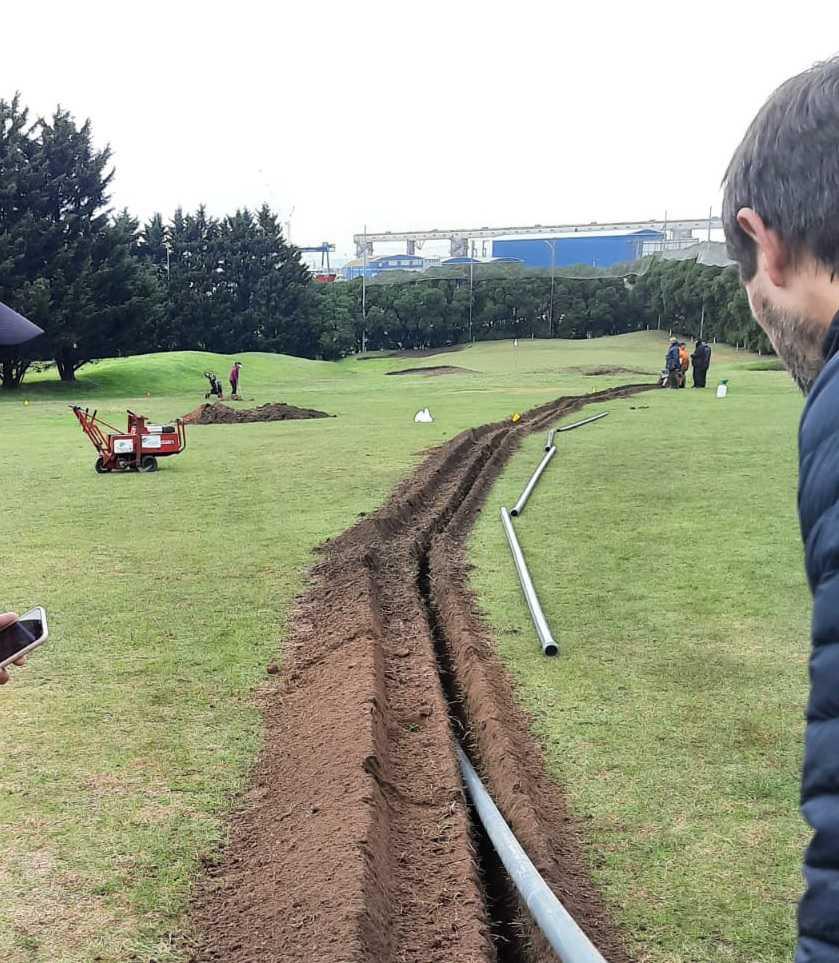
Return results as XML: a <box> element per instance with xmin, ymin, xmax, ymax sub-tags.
<box><xmin>678</xmin><ymin>342</ymin><xmax>690</xmax><ymax>388</ymax></box>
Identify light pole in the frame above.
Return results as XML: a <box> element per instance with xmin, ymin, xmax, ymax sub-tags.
<box><xmin>542</xmin><ymin>240</ymin><xmax>556</xmax><ymax>337</ymax></box>
<box><xmin>468</xmin><ymin>257</ymin><xmax>474</xmax><ymax>343</ymax></box>
<box><xmin>361</xmin><ymin>223</ymin><xmax>368</xmax><ymax>353</ymax></box>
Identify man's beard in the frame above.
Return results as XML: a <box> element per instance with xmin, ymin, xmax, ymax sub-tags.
<box><xmin>749</xmin><ymin>289</ymin><xmax>825</xmax><ymax>394</ymax></box>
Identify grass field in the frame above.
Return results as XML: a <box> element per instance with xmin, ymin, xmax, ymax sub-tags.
<box><xmin>0</xmin><ymin>333</ymin><xmax>808</xmax><ymax>961</ymax></box>
<box><xmin>469</xmin><ymin>348</ymin><xmax>809</xmax><ymax>961</ymax></box>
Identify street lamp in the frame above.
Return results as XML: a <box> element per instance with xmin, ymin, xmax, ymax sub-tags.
<box><xmin>542</xmin><ymin>240</ymin><xmax>557</xmax><ymax>337</ymax></box>
<box><xmin>468</xmin><ymin>257</ymin><xmax>474</xmax><ymax>343</ymax></box>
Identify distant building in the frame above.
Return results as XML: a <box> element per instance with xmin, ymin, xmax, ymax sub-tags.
<box><xmin>341</xmin><ymin>253</ymin><xmax>426</xmax><ymax>280</ymax></box>
<box><xmin>491</xmin><ymin>229</ymin><xmax>664</xmax><ymax>269</ymax></box>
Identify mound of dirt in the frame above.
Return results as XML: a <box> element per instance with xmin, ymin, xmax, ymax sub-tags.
<box><xmin>181</xmin><ymin>402</ymin><xmax>332</xmax><ymax>425</ymax></box>
<box><xmin>185</xmin><ymin>382</ymin><xmax>656</xmax><ymax>963</ymax></box>
<box><xmin>583</xmin><ymin>365</ymin><xmax>656</xmax><ymax>376</ymax></box>
<box><xmin>386</xmin><ymin>365</ymin><xmax>473</xmax><ymax>377</ymax></box>
<box><xmin>357</xmin><ymin>345</ymin><xmax>467</xmax><ymax>360</ymax></box>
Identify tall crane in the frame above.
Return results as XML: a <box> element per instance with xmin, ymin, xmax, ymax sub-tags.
<box><xmin>297</xmin><ymin>243</ymin><xmax>336</xmax><ymax>282</ymax></box>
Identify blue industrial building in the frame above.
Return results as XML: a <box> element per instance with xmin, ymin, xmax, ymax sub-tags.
<box><xmin>491</xmin><ymin>229</ymin><xmax>663</xmax><ymax>269</ymax></box>
<box><xmin>341</xmin><ymin>253</ymin><xmax>426</xmax><ymax>280</ymax></box>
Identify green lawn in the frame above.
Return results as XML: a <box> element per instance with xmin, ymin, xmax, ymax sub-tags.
<box><xmin>0</xmin><ymin>334</ymin><xmax>807</xmax><ymax>961</ymax></box>
<box><xmin>469</xmin><ymin>348</ymin><xmax>809</xmax><ymax>962</ymax></box>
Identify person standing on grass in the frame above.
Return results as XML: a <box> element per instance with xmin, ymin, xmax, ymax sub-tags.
<box><xmin>665</xmin><ymin>337</ymin><xmax>681</xmax><ymax>388</ymax></box>
<box><xmin>723</xmin><ymin>56</ymin><xmax>839</xmax><ymax>963</ymax></box>
<box><xmin>678</xmin><ymin>342</ymin><xmax>690</xmax><ymax>388</ymax></box>
<box><xmin>691</xmin><ymin>339</ymin><xmax>712</xmax><ymax>388</ymax></box>
<box><xmin>229</xmin><ymin>361</ymin><xmax>241</xmax><ymax>398</ymax></box>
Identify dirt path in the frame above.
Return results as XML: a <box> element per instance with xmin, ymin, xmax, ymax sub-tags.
<box><xmin>186</xmin><ymin>384</ymin><xmax>654</xmax><ymax>963</ymax></box>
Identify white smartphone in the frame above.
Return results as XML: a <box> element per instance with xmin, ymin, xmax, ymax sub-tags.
<box><xmin>0</xmin><ymin>607</ymin><xmax>48</xmax><ymax>669</ymax></box>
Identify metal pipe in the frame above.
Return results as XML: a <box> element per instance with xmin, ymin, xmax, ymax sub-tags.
<box><xmin>500</xmin><ymin>507</ymin><xmax>558</xmax><ymax>656</ymax></box>
<box><xmin>456</xmin><ymin>744</ymin><xmax>608</xmax><ymax>963</ymax></box>
<box><xmin>557</xmin><ymin>411</ymin><xmax>608</xmax><ymax>432</ymax></box>
<box><xmin>545</xmin><ymin>429</ymin><xmax>556</xmax><ymax>451</ymax></box>
<box><xmin>511</xmin><ymin>447</ymin><xmax>556</xmax><ymax>517</ymax></box>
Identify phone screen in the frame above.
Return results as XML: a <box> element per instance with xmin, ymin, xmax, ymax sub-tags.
<box><xmin>0</xmin><ymin>617</ymin><xmax>43</xmax><ymax>663</ymax></box>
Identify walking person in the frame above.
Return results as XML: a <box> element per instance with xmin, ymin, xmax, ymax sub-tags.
<box><xmin>665</xmin><ymin>337</ymin><xmax>681</xmax><ymax>388</ymax></box>
<box><xmin>723</xmin><ymin>55</ymin><xmax>839</xmax><ymax>962</ymax></box>
<box><xmin>229</xmin><ymin>361</ymin><xmax>242</xmax><ymax>399</ymax></box>
<box><xmin>691</xmin><ymin>340</ymin><xmax>712</xmax><ymax>388</ymax></box>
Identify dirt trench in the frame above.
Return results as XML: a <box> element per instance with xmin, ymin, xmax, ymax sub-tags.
<box><xmin>186</xmin><ymin>383</ymin><xmax>654</xmax><ymax>963</ymax></box>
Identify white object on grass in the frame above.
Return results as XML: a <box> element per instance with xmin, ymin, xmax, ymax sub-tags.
<box><xmin>716</xmin><ymin>381</ymin><xmax>728</xmax><ymax>398</ymax></box>
<box><xmin>414</xmin><ymin>407</ymin><xmax>433</xmax><ymax>423</ymax></box>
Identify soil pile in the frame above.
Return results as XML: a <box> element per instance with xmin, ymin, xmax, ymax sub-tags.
<box><xmin>386</xmin><ymin>365</ymin><xmax>473</xmax><ymax>377</ymax></box>
<box><xmin>583</xmin><ymin>365</ymin><xmax>656</xmax><ymax>376</ymax></box>
<box><xmin>186</xmin><ymin>382</ymin><xmax>656</xmax><ymax>963</ymax></box>
<box><xmin>181</xmin><ymin>402</ymin><xmax>332</xmax><ymax>425</ymax></box>
<box><xmin>358</xmin><ymin>345</ymin><xmax>467</xmax><ymax>360</ymax></box>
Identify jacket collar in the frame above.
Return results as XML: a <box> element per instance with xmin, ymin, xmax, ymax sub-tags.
<box><xmin>823</xmin><ymin>310</ymin><xmax>839</xmax><ymax>362</ymax></box>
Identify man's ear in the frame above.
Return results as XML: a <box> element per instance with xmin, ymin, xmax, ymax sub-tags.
<box><xmin>736</xmin><ymin>208</ymin><xmax>788</xmax><ymax>287</ymax></box>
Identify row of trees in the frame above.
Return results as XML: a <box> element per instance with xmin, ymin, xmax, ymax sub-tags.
<box><xmin>315</xmin><ymin>258</ymin><xmax>769</xmax><ymax>358</ymax></box>
<box><xmin>1</xmin><ymin>94</ymin><xmax>769</xmax><ymax>389</ymax></box>
<box><xmin>0</xmin><ymin>95</ymin><xmax>319</xmax><ymax>388</ymax></box>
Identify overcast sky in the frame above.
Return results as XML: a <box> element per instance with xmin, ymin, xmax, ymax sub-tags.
<box><xmin>5</xmin><ymin>2</ymin><xmax>838</xmax><ymax>259</ymax></box>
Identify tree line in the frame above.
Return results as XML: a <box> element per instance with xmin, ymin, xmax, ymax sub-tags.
<box><xmin>315</xmin><ymin>257</ymin><xmax>769</xmax><ymax>357</ymax></box>
<box><xmin>0</xmin><ymin>94</ymin><xmax>769</xmax><ymax>389</ymax></box>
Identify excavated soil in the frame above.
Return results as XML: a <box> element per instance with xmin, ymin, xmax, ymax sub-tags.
<box><xmin>583</xmin><ymin>366</ymin><xmax>656</xmax><ymax>377</ymax></box>
<box><xmin>181</xmin><ymin>402</ymin><xmax>332</xmax><ymax>425</ymax></box>
<box><xmin>386</xmin><ymin>365</ymin><xmax>474</xmax><ymax>377</ymax></box>
<box><xmin>186</xmin><ymin>382</ymin><xmax>655</xmax><ymax>963</ymax></box>
<box><xmin>358</xmin><ymin>345</ymin><xmax>468</xmax><ymax>360</ymax></box>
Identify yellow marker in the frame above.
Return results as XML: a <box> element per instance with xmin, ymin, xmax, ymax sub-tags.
<box><xmin>511</xmin><ymin>412</ymin><xmax>521</xmax><ymax>423</ymax></box>
<box><xmin>23</xmin><ymin>400</ymin><xmax>29</xmax><ymax>406</ymax></box>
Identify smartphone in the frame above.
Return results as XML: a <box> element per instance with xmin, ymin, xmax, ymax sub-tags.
<box><xmin>0</xmin><ymin>607</ymin><xmax>48</xmax><ymax>670</ymax></box>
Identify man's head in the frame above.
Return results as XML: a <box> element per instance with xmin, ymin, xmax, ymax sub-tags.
<box><xmin>670</xmin><ymin>337</ymin><xmax>677</xmax><ymax>345</ymax></box>
<box><xmin>234</xmin><ymin>362</ymin><xmax>241</xmax><ymax>368</ymax></box>
<box><xmin>723</xmin><ymin>57</ymin><xmax>839</xmax><ymax>393</ymax></box>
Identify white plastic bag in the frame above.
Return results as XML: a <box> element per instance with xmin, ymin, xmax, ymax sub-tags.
<box><xmin>414</xmin><ymin>408</ymin><xmax>433</xmax><ymax>423</ymax></box>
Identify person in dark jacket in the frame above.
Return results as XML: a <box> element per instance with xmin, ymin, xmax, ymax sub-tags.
<box><xmin>723</xmin><ymin>56</ymin><xmax>839</xmax><ymax>962</ymax></box>
<box><xmin>665</xmin><ymin>338</ymin><xmax>681</xmax><ymax>388</ymax></box>
<box><xmin>691</xmin><ymin>340</ymin><xmax>712</xmax><ymax>387</ymax></box>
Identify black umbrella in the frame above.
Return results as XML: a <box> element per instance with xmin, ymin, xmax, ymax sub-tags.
<box><xmin>0</xmin><ymin>301</ymin><xmax>44</xmax><ymax>346</ymax></box>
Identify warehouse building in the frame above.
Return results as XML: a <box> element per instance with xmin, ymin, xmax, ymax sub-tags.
<box><xmin>341</xmin><ymin>253</ymin><xmax>427</xmax><ymax>280</ymax></box>
<box><xmin>491</xmin><ymin>228</ymin><xmax>664</xmax><ymax>269</ymax></box>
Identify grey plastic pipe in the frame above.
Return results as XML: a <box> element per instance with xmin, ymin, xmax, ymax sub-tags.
<box><xmin>511</xmin><ymin>446</ymin><xmax>556</xmax><ymax>517</ymax></box>
<box><xmin>557</xmin><ymin>411</ymin><xmax>608</xmax><ymax>432</ymax></box>
<box><xmin>500</xmin><ymin>507</ymin><xmax>558</xmax><ymax>656</ymax></box>
<box><xmin>456</xmin><ymin>744</ymin><xmax>608</xmax><ymax>963</ymax></box>
<box><xmin>545</xmin><ymin>429</ymin><xmax>556</xmax><ymax>451</ymax></box>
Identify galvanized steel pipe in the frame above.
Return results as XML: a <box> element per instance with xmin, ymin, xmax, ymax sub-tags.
<box><xmin>456</xmin><ymin>744</ymin><xmax>608</xmax><ymax>963</ymax></box>
<box><xmin>510</xmin><ymin>446</ymin><xmax>556</xmax><ymax>517</ymax></box>
<box><xmin>500</xmin><ymin>507</ymin><xmax>558</xmax><ymax>656</ymax></box>
<box><xmin>557</xmin><ymin>411</ymin><xmax>608</xmax><ymax>432</ymax></box>
<box><xmin>545</xmin><ymin>428</ymin><xmax>556</xmax><ymax>451</ymax></box>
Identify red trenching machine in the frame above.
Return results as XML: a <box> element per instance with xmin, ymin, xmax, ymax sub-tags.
<box><xmin>70</xmin><ymin>406</ymin><xmax>187</xmax><ymax>473</ymax></box>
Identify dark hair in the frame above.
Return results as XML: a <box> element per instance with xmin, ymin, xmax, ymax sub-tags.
<box><xmin>722</xmin><ymin>57</ymin><xmax>839</xmax><ymax>281</ymax></box>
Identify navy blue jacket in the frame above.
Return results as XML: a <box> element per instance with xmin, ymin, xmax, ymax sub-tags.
<box><xmin>665</xmin><ymin>343</ymin><xmax>681</xmax><ymax>370</ymax></box>
<box><xmin>797</xmin><ymin>313</ymin><xmax>839</xmax><ymax>961</ymax></box>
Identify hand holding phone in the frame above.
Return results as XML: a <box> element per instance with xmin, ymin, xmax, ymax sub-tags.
<box><xmin>0</xmin><ymin>609</ymin><xmax>48</xmax><ymax>684</ymax></box>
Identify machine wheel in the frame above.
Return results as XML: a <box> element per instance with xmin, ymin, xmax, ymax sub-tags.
<box><xmin>138</xmin><ymin>455</ymin><xmax>158</xmax><ymax>473</ymax></box>
<box><xmin>94</xmin><ymin>456</ymin><xmax>111</xmax><ymax>474</ymax></box>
